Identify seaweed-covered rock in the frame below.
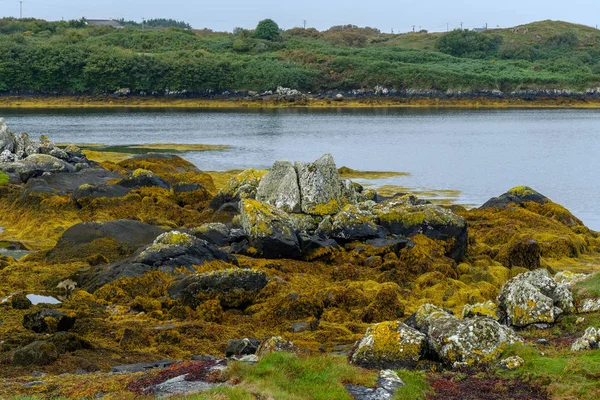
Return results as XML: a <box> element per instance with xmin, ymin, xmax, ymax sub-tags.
<box><xmin>406</xmin><ymin>303</ymin><xmax>452</xmax><ymax>334</ymax></box>
<box><xmin>296</xmin><ymin>154</ymin><xmax>341</xmax><ymax>216</ymax></box>
<box><xmin>298</xmin><ymin>233</ymin><xmax>339</xmax><ymax>260</ymax></box>
<box><xmin>239</xmin><ymin>199</ymin><xmax>300</xmax><ymax>259</ymax></box>
<box><xmin>256</xmin><ymin>336</ymin><xmax>298</xmax><ymax>357</ymax></box>
<box><xmin>480</xmin><ymin>186</ymin><xmax>548</xmax><ymax>209</ymax></box>
<box><xmin>23</xmin><ymin>309</ymin><xmax>76</xmax><ymax>333</ymax></box>
<box><xmin>374</xmin><ymin>196</ymin><xmax>467</xmax><ymax>262</ymax></box>
<box><xmin>117</xmin><ymin>169</ymin><xmax>170</xmax><ymax>189</ymax></box>
<box><xmin>496</xmin><ymin>237</ymin><xmax>541</xmax><ymax>270</ymax></box>
<box><xmin>256</xmin><ymin>160</ymin><xmax>302</xmax><ymax>213</ymax></box>
<box><xmin>225</xmin><ymin>338</ymin><xmax>261</xmax><ymax>357</ymax></box>
<box><xmin>571</xmin><ymin>327</ymin><xmax>599</xmax><ymax>351</ymax></box>
<box><xmin>427</xmin><ymin>315</ymin><xmax>521</xmax><ymax>367</ymax></box>
<box><xmin>168</xmin><ymin>268</ymin><xmax>267</xmax><ymax>309</ymax></box>
<box><xmin>349</xmin><ymin>321</ymin><xmax>426</xmax><ymax>369</ymax></box>
<box><xmin>26</xmin><ymin>167</ymin><xmax>122</xmax><ymax>196</ymax></box>
<box><xmin>331</xmin><ymin>204</ymin><xmax>379</xmax><ymax>241</ymax></box>
<box><xmin>190</xmin><ymin>223</ymin><xmax>230</xmax><ymax>246</ymax></box>
<box><xmin>12</xmin><ymin>341</ymin><xmax>58</xmax><ymax>366</ymax></box>
<box><xmin>209</xmin><ymin>169</ymin><xmax>265</xmax><ymax>210</ymax></box>
<box><xmin>10</xmin><ymin>293</ymin><xmax>32</xmax><ymax>310</ymax></box>
<box><xmin>462</xmin><ymin>301</ymin><xmax>500</xmax><ymax>320</ymax></box>
<box><xmin>497</xmin><ymin>269</ymin><xmax>574</xmax><ymax>327</ymax></box>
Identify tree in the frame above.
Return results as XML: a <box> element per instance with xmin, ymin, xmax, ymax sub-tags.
<box><xmin>254</xmin><ymin>19</ymin><xmax>280</xmax><ymax>41</ymax></box>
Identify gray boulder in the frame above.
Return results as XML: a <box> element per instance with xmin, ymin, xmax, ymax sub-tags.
<box><xmin>225</xmin><ymin>338</ymin><xmax>261</xmax><ymax>357</ymax></box>
<box><xmin>0</xmin><ymin>118</ymin><xmax>15</xmax><ymax>153</ymax></box>
<box><xmin>331</xmin><ymin>204</ymin><xmax>379</xmax><ymax>241</ymax></box>
<box><xmin>571</xmin><ymin>327</ymin><xmax>599</xmax><ymax>351</ymax></box>
<box><xmin>1</xmin><ymin>154</ymin><xmax>76</xmax><ymax>182</ymax></box>
<box><xmin>296</xmin><ymin>154</ymin><xmax>341</xmax><ymax>216</ymax></box>
<box><xmin>191</xmin><ymin>223</ymin><xmax>230</xmax><ymax>246</ymax></box>
<box><xmin>256</xmin><ymin>160</ymin><xmax>302</xmax><ymax>213</ymax></box>
<box><xmin>209</xmin><ymin>169</ymin><xmax>265</xmax><ymax>210</ymax></box>
<box><xmin>346</xmin><ymin>370</ymin><xmax>405</xmax><ymax>400</ymax></box>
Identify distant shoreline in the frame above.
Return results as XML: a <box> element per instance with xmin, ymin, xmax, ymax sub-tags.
<box><xmin>1</xmin><ymin>95</ymin><xmax>600</xmax><ymax>109</ymax></box>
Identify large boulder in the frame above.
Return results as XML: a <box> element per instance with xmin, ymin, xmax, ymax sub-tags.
<box><xmin>374</xmin><ymin>196</ymin><xmax>467</xmax><ymax>262</ymax></box>
<box><xmin>427</xmin><ymin>314</ymin><xmax>521</xmax><ymax>367</ymax></box>
<box><xmin>256</xmin><ymin>160</ymin><xmax>302</xmax><ymax>213</ymax></box>
<box><xmin>497</xmin><ymin>269</ymin><xmax>574</xmax><ymax>327</ymax></box>
<box><xmin>331</xmin><ymin>204</ymin><xmax>379</xmax><ymax>241</ymax></box>
<box><xmin>26</xmin><ymin>167</ymin><xmax>122</xmax><ymax>195</ymax></box>
<box><xmin>78</xmin><ymin>231</ymin><xmax>236</xmax><ymax>292</ymax></box>
<box><xmin>571</xmin><ymin>327</ymin><xmax>599</xmax><ymax>351</ymax></box>
<box><xmin>12</xmin><ymin>341</ymin><xmax>58</xmax><ymax>366</ymax></box>
<box><xmin>296</xmin><ymin>154</ymin><xmax>341</xmax><ymax>216</ymax></box>
<box><xmin>168</xmin><ymin>268</ymin><xmax>267</xmax><ymax>309</ymax></box>
<box><xmin>190</xmin><ymin>223</ymin><xmax>230</xmax><ymax>246</ymax></box>
<box><xmin>239</xmin><ymin>199</ymin><xmax>300</xmax><ymax>259</ymax></box>
<box><xmin>23</xmin><ymin>309</ymin><xmax>76</xmax><ymax>333</ymax></box>
<box><xmin>480</xmin><ymin>186</ymin><xmax>548</xmax><ymax>209</ymax></box>
<box><xmin>1</xmin><ymin>154</ymin><xmax>76</xmax><ymax>182</ymax></box>
<box><xmin>0</xmin><ymin>118</ymin><xmax>16</xmax><ymax>153</ymax></box>
<box><xmin>349</xmin><ymin>321</ymin><xmax>427</xmax><ymax>369</ymax></box>
<box><xmin>209</xmin><ymin>169</ymin><xmax>265</xmax><ymax>210</ymax></box>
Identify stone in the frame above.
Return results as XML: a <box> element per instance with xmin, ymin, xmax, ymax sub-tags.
<box><xmin>405</xmin><ymin>303</ymin><xmax>452</xmax><ymax>334</ymax></box>
<box><xmin>225</xmin><ymin>338</ymin><xmax>261</xmax><ymax>357</ymax></box>
<box><xmin>480</xmin><ymin>186</ymin><xmax>548</xmax><ymax>209</ymax></box>
<box><xmin>10</xmin><ymin>293</ymin><xmax>32</xmax><ymax>310</ymax></box>
<box><xmin>209</xmin><ymin>168</ymin><xmax>265</xmax><ymax>210</ymax></box>
<box><xmin>191</xmin><ymin>223</ymin><xmax>230</xmax><ymax>246</ymax></box>
<box><xmin>296</xmin><ymin>154</ymin><xmax>341</xmax><ymax>216</ymax></box>
<box><xmin>462</xmin><ymin>301</ymin><xmax>500</xmax><ymax>320</ymax></box>
<box><xmin>256</xmin><ymin>336</ymin><xmax>298</xmax><ymax>357</ymax></box>
<box><xmin>349</xmin><ymin>321</ymin><xmax>427</xmax><ymax>369</ymax></box>
<box><xmin>169</xmin><ymin>268</ymin><xmax>267</xmax><ymax>309</ymax></box>
<box><xmin>26</xmin><ymin>168</ymin><xmax>121</xmax><ymax>196</ymax></box>
<box><xmin>331</xmin><ymin>205</ymin><xmax>379</xmax><ymax>241</ymax></box>
<box><xmin>117</xmin><ymin>169</ymin><xmax>170</xmax><ymax>189</ymax></box>
<box><xmin>499</xmin><ymin>356</ymin><xmax>525</xmax><ymax>370</ymax></box>
<box><xmin>346</xmin><ymin>369</ymin><xmax>405</xmax><ymax>400</ymax></box>
<box><xmin>339</xmin><ymin>179</ymin><xmax>359</xmax><ymax>205</ymax></box>
<box><xmin>298</xmin><ymin>233</ymin><xmax>339</xmax><ymax>260</ymax></box>
<box><xmin>0</xmin><ymin>118</ymin><xmax>16</xmax><ymax>153</ymax></box>
<box><xmin>239</xmin><ymin>199</ymin><xmax>301</xmax><ymax>259</ymax></box>
<box><xmin>23</xmin><ymin>309</ymin><xmax>75</xmax><ymax>333</ymax></box>
<box><xmin>111</xmin><ymin>359</ymin><xmax>178</xmax><ymax>373</ymax></box>
<box><xmin>580</xmin><ymin>298</ymin><xmax>600</xmax><ymax>313</ymax></box>
<box><xmin>12</xmin><ymin>341</ymin><xmax>59</xmax><ymax>366</ymax></box>
<box><xmin>497</xmin><ymin>237</ymin><xmax>541</xmax><ymax>270</ymax></box>
<box><xmin>571</xmin><ymin>327</ymin><xmax>599</xmax><ymax>351</ymax></box>
<box><xmin>1</xmin><ymin>154</ymin><xmax>76</xmax><ymax>182</ymax></box>
<box><xmin>256</xmin><ymin>160</ymin><xmax>302</xmax><ymax>213</ymax></box>
<box><xmin>553</xmin><ymin>271</ymin><xmax>587</xmax><ymax>285</ymax></box>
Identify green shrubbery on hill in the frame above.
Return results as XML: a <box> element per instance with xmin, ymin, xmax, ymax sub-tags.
<box><xmin>0</xmin><ymin>18</ymin><xmax>599</xmax><ymax>94</ymax></box>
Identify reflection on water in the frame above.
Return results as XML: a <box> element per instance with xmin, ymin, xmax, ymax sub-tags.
<box><xmin>27</xmin><ymin>294</ymin><xmax>61</xmax><ymax>305</ymax></box>
<box><xmin>1</xmin><ymin>107</ymin><xmax>599</xmax><ymax>230</ymax></box>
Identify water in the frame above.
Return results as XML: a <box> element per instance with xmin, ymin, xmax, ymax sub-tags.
<box><xmin>1</xmin><ymin>108</ymin><xmax>599</xmax><ymax>230</ymax></box>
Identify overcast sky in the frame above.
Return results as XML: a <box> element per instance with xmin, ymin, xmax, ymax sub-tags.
<box><xmin>2</xmin><ymin>0</ymin><xmax>600</xmax><ymax>33</ymax></box>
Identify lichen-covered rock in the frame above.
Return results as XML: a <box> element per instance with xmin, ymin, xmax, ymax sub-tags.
<box><xmin>12</xmin><ymin>341</ymin><xmax>58</xmax><ymax>366</ymax></box>
<box><xmin>225</xmin><ymin>338</ymin><xmax>261</xmax><ymax>357</ymax></box>
<box><xmin>580</xmin><ymin>298</ymin><xmax>600</xmax><ymax>313</ymax></box>
<box><xmin>331</xmin><ymin>204</ymin><xmax>379</xmax><ymax>241</ymax></box>
<box><xmin>23</xmin><ymin>309</ymin><xmax>76</xmax><ymax>333</ymax></box>
<box><xmin>239</xmin><ymin>199</ymin><xmax>300</xmax><ymax>259</ymax></box>
<box><xmin>349</xmin><ymin>321</ymin><xmax>426</xmax><ymax>369</ymax></box>
<box><xmin>428</xmin><ymin>315</ymin><xmax>521</xmax><ymax>367</ymax></box>
<box><xmin>168</xmin><ymin>268</ymin><xmax>268</xmax><ymax>309</ymax></box>
<box><xmin>190</xmin><ymin>223</ymin><xmax>230</xmax><ymax>246</ymax></box>
<box><xmin>339</xmin><ymin>179</ymin><xmax>359</xmax><ymax>206</ymax></box>
<box><xmin>1</xmin><ymin>154</ymin><xmax>76</xmax><ymax>182</ymax></box>
<box><xmin>0</xmin><ymin>118</ymin><xmax>16</xmax><ymax>153</ymax></box>
<box><xmin>374</xmin><ymin>196</ymin><xmax>467</xmax><ymax>262</ymax></box>
<box><xmin>296</xmin><ymin>154</ymin><xmax>341</xmax><ymax>216</ymax></box>
<box><xmin>209</xmin><ymin>168</ymin><xmax>266</xmax><ymax>210</ymax></box>
<box><xmin>462</xmin><ymin>301</ymin><xmax>500</xmax><ymax>320</ymax></box>
<box><xmin>497</xmin><ymin>269</ymin><xmax>574</xmax><ymax>327</ymax></box>
<box><xmin>256</xmin><ymin>160</ymin><xmax>301</xmax><ymax>213</ymax></box>
<box><xmin>571</xmin><ymin>327</ymin><xmax>599</xmax><ymax>351</ymax></box>
<box><xmin>499</xmin><ymin>356</ymin><xmax>525</xmax><ymax>370</ymax></box>
<box><xmin>256</xmin><ymin>336</ymin><xmax>298</xmax><ymax>357</ymax></box>
<box><xmin>407</xmin><ymin>303</ymin><xmax>452</xmax><ymax>333</ymax></box>
<box><xmin>117</xmin><ymin>169</ymin><xmax>170</xmax><ymax>189</ymax></box>
<box><xmin>554</xmin><ymin>271</ymin><xmax>587</xmax><ymax>285</ymax></box>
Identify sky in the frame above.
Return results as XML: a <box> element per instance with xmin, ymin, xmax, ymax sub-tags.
<box><xmin>1</xmin><ymin>0</ymin><xmax>600</xmax><ymax>33</ymax></box>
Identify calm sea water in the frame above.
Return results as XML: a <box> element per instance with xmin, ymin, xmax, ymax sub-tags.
<box><xmin>1</xmin><ymin>108</ymin><xmax>599</xmax><ymax>230</ymax></box>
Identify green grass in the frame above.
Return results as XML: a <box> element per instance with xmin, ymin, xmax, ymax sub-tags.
<box><xmin>0</xmin><ymin>172</ymin><xmax>9</xmax><ymax>186</ymax></box>
<box><xmin>573</xmin><ymin>272</ymin><xmax>600</xmax><ymax>299</ymax></box>
<box><xmin>393</xmin><ymin>370</ymin><xmax>431</xmax><ymax>400</ymax></box>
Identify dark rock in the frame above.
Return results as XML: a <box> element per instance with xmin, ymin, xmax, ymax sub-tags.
<box><xmin>26</xmin><ymin>168</ymin><xmax>121</xmax><ymax>195</ymax></box>
<box><xmin>480</xmin><ymin>186</ymin><xmax>548</xmax><ymax>209</ymax></box>
<box><xmin>497</xmin><ymin>237</ymin><xmax>541</xmax><ymax>270</ymax></box>
<box><xmin>10</xmin><ymin>293</ymin><xmax>32</xmax><ymax>310</ymax></box>
<box><xmin>331</xmin><ymin>205</ymin><xmax>379</xmax><ymax>241</ymax></box>
<box><xmin>298</xmin><ymin>233</ymin><xmax>339</xmax><ymax>259</ymax></box>
<box><xmin>191</xmin><ymin>223</ymin><xmax>230</xmax><ymax>246</ymax></box>
<box><xmin>72</xmin><ymin>183</ymin><xmax>131</xmax><ymax>202</ymax></box>
<box><xmin>169</xmin><ymin>268</ymin><xmax>267</xmax><ymax>309</ymax></box>
<box><xmin>23</xmin><ymin>309</ymin><xmax>75</xmax><ymax>333</ymax></box>
<box><xmin>225</xmin><ymin>338</ymin><xmax>261</xmax><ymax>357</ymax></box>
<box><xmin>110</xmin><ymin>359</ymin><xmax>178</xmax><ymax>373</ymax></box>
<box><xmin>365</xmin><ymin>238</ymin><xmax>415</xmax><ymax>254</ymax></box>
<box><xmin>12</xmin><ymin>341</ymin><xmax>58</xmax><ymax>366</ymax></box>
<box><xmin>173</xmin><ymin>182</ymin><xmax>205</xmax><ymax>193</ymax></box>
<box><xmin>47</xmin><ymin>332</ymin><xmax>93</xmax><ymax>353</ymax></box>
<box><xmin>209</xmin><ymin>169</ymin><xmax>264</xmax><ymax>210</ymax></box>
<box><xmin>117</xmin><ymin>169</ymin><xmax>170</xmax><ymax>189</ymax></box>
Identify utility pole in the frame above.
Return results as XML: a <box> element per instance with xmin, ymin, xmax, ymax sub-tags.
<box><xmin>303</xmin><ymin>20</ymin><xmax>307</xmax><ymax>29</ymax></box>
<box><xmin>447</xmin><ymin>23</ymin><xmax>449</xmax><ymax>32</ymax></box>
<box><xmin>19</xmin><ymin>1</ymin><xmax>23</xmax><ymax>19</ymax></box>
<box><xmin>485</xmin><ymin>22</ymin><xmax>488</xmax><ymax>31</ymax></box>
<box><xmin>412</xmin><ymin>25</ymin><xmax>415</xmax><ymax>32</ymax></box>
<box><xmin>391</xmin><ymin>28</ymin><xmax>394</xmax><ymax>34</ymax></box>
<box><xmin>460</xmin><ymin>22</ymin><xmax>463</xmax><ymax>30</ymax></box>
<box><xmin>142</xmin><ymin>17</ymin><xmax>145</xmax><ymax>31</ymax></box>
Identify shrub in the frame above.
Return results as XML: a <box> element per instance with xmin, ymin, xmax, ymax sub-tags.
<box><xmin>254</xmin><ymin>19</ymin><xmax>280</xmax><ymax>41</ymax></box>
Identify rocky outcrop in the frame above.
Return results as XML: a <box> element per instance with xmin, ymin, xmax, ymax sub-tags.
<box><xmin>191</xmin><ymin>223</ymin><xmax>230</xmax><ymax>246</ymax></box>
<box><xmin>209</xmin><ymin>169</ymin><xmax>265</xmax><ymax>210</ymax></box>
<box><xmin>480</xmin><ymin>186</ymin><xmax>548</xmax><ymax>209</ymax></box>
<box><xmin>23</xmin><ymin>309</ymin><xmax>76</xmax><ymax>333</ymax></box>
<box><xmin>331</xmin><ymin>205</ymin><xmax>379</xmax><ymax>241</ymax></box>
<box><xmin>117</xmin><ymin>169</ymin><xmax>170</xmax><ymax>189</ymax></box>
<box><xmin>497</xmin><ymin>269</ymin><xmax>574</xmax><ymax>327</ymax></box>
<box><xmin>168</xmin><ymin>268</ymin><xmax>267</xmax><ymax>309</ymax></box>
<box><xmin>256</xmin><ymin>161</ymin><xmax>301</xmax><ymax>213</ymax></box>
<box><xmin>346</xmin><ymin>369</ymin><xmax>405</xmax><ymax>400</ymax></box>
<box><xmin>296</xmin><ymin>154</ymin><xmax>342</xmax><ymax>216</ymax></box>
<box><xmin>349</xmin><ymin>321</ymin><xmax>427</xmax><ymax>369</ymax></box>
<box><xmin>462</xmin><ymin>301</ymin><xmax>501</xmax><ymax>320</ymax></box>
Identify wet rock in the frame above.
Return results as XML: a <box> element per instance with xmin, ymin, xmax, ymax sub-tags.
<box><xmin>169</xmin><ymin>268</ymin><xmax>267</xmax><ymax>309</ymax></box>
<box><xmin>374</xmin><ymin>196</ymin><xmax>467</xmax><ymax>262</ymax></box>
<box><xmin>111</xmin><ymin>359</ymin><xmax>178</xmax><ymax>373</ymax></box>
<box><xmin>256</xmin><ymin>336</ymin><xmax>298</xmax><ymax>357</ymax></box>
<box><xmin>499</xmin><ymin>356</ymin><xmax>525</xmax><ymax>370</ymax></box>
<box><xmin>71</xmin><ymin>182</ymin><xmax>131</xmax><ymax>201</ymax></box>
<box><xmin>497</xmin><ymin>237</ymin><xmax>541</xmax><ymax>270</ymax></box>
<box><xmin>23</xmin><ymin>309</ymin><xmax>75</xmax><ymax>333</ymax></box>
<box><xmin>571</xmin><ymin>327</ymin><xmax>599</xmax><ymax>351</ymax></box>
<box><xmin>209</xmin><ymin>169</ymin><xmax>265</xmax><ymax>210</ymax></box>
<box><xmin>365</xmin><ymin>238</ymin><xmax>414</xmax><ymax>254</ymax></box>
<box><xmin>298</xmin><ymin>233</ymin><xmax>339</xmax><ymax>260</ymax></box>
<box><xmin>225</xmin><ymin>338</ymin><xmax>261</xmax><ymax>357</ymax></box>
<box><xmin>427</xmin><ymin>315</ymin><xmax>522</xmax><ymax>367</ymax></box>
<box><xmin>10</xmin><ymin>293</ymin><xmax>32</xmax><ymax>310</ymax></box>
<box><xmin>497</xmin><ymin>269</ymin><xmax>574</xmax><ymax>327</ymax></box>
<box><xmin>346</xmin><ymin>369</ymin><xmax>405</xmax><ymax>400</ymax></box>
<box><xmin>349</xmin><ymin>321</ymin><xmax>426</xmax><ymax>369</ymax></box>
<box><xmin>26</xmin><ymin>168</ymin><xmax>122</xmax><ymax>196</ymax></box>
<box><xmin>191</xmin><ymin>223</ymin><xmax>230</xmax><ymax>246</ymax></box>
<box><xmin>117</xmin><ymin>169</ymin><xmax>170</xmax><ymax>189</ymax></box>
<box><xmin>1</xmin><ymin>154</ymin><xmax>76</xmax><ymax>183</ymax></box>
<box><xmin>289</xmin><ymin>321</ymin><xmax>312</xmax><ymax>333</ymax></box>
<box><xmin>331</xmin><ymin>205</ymin><xmax>379</xmax><ymax>241</ymax></box>
<box><xmin>12</xmin><ymin>341</ymin><xmax>58</xmax><ymax>366</ymax></box>
<box><xmin>296</xmin><ymin>154</ymin><xmax>341</xmax><ymax>216</ymax></box>
<box><xmin>239</xmin><ymin>199</ymin><xmax>301</xmax><ymax>259</ymax></box>
<box><xmin>256</xmin><ymin>160</ymin><xmax>302</xmax><ymax>213</ymax></box>
<box><xmin>480</xmin><ymin>186</ymin><xmax>548</xmax><ymax>209</ymax></box>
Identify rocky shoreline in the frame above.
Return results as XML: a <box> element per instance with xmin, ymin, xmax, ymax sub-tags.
<box><xmin>0</xmin><ymin>117</ymin><xmax>598</xmax><ymax>399</ymax></box>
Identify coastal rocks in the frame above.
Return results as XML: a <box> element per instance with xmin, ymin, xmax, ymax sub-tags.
<box><xmin>191</xmin><ymin>223</ymin><xmax>230</xmax><ymax>246</ymax></box>
<box><xmin>480</xmin><ymin>186</ymin><xmax>548</xmax><ymax>209</ymax></box>
<box><xmin>331</xmin><ymin>205</ymin><xmax>379</xmax><ymax>241</ymax></box>
<box><xmin>374</xmin><ymin>196</ymin><xmax>467</xmax><ymax>262</ymax></box>
<box><xmin>349</xmin><ymin>321</ymin><xmax>427</xmax><ymax>369</ymax></box>
<box><xmin>117</xmin><ymin>169</ymin><xmax>170</xmax><ymax>190</ymax></box>
<box><xmin>346</xmin><ymin>369</ymin><xmax>405</xmax><ymax>400</ymax></box>
<box><xmin>1</xmin><ymin>154</ymin><xmax>76</xmax><ymax>182</ymax></box>
<box><xmin>462</xmin><ymin>300</ymin><xmax>501</xmax><ymax>320</ymax></box>
<box><xmin>23</xmin><ymin>309</ymin><xmax>76</xmax><ymax>333</ymax></box>
<box><xmin>496</xmin><ymin>237</ymin><xmax>541</xmax><ymax>270</ymax></box>
<box><xmin>256</xmin><ymin>161</ymin><xmax>301</xmax><ymax>213</ymax></box>
<box><xmin>256</xmin><ymin>336</ymin><xmax>298</xmax><ymax>357</ymax></box>
<box><xmin>225</xmin><ymin>338</ymin><xmax>261</xmax><ymax>357</ymax></box>
<box><xmin>12</xmin><ymin>341</ymin><xmax>59</xmax><ymax>366</ymax></box>
<box><xmin>580</xmin><ymin>298</ymin><xmax>600</xmax><ymax>313</ymax></box>
<box><xmin>26</xmin><ymin>167</ymin><xmax>122</xmax><ymax>196</ymax></box>
<box><xmin>168</xmin><ymin>269</ymin><xmax>267</xmax><ymax>309</ymax></box>
<box><xmin>239</xmin><ymin>199</ymin><xmax>301</xmax><ymax>259</ymax></box>
<box><xmin>209</xmin><ymin>169</ymin><xmax>265</xmax><ymax>211</ymax></box>
<box><xmin>497</xmin><ymin>269</ymin><xmax>574</xmax><ymax>327</ymax></box>
<box><xmin>570</xmin><ymin>327</ymin><xmax>599</xmax><ymax>351</ymax></box>
<box><xmin>296</xmin><ymin>154</ymin><xmax>341</xmax><ymax>216</ymax></box>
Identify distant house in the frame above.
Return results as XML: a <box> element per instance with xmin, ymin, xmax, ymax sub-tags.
<box><xmin>86</xmin><ymin>19</ymin><xmax>124</xmax><ymax>29</ymax></box>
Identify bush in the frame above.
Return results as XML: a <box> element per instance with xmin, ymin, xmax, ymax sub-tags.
<box><xmin>254</xmin><ymin>19</ymin><xmax>280</xmax><ymax>41</ymax></box>
<box><xmin>437</xmin><ymin>29</ymin><xmax>502</xmax><ymax>58</ymax></box>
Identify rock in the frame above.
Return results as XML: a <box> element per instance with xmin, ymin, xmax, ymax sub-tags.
<box><xmin>480</xmin><ymin>186</ymin><xmax>548</xmax><ymax>209</ymax></box>
<box><xmin>349</xmin><ymin>321</ymin><xmax>426</xmax><ymax>369</ymax></box>
<box><xmin>497</xmin><ymin>237</ymin><xmax>541</xmax><ymax>270</ymax></box>
<box><xmin>47</xmin><ymin>332</ymin><xmax>92</xmax><ymax>353</ymax></box>
<box><xmin>339</xmin><ymin>179</ymin><xmax>359</xmax><ymax>205</ymax></box>
<box><xmin>289</xmin><ymin>322</ymin><xmax>313</xmax><ymax>333</ymax></box>
<box><xmin>111</xmin><ymin>359</ymin><xmax>178</xmax><ymax>373</ymax></box>
<box><xmin>497</xmin><ymin>269</ymin><xmax>574</xmax><ymax>327</ymax></box>
<box><xmin>191</xmin><ymin>223</ymin><xmax>230</xmax><ymax>246</ymax></box>
<box><xmin>296</xmin><ymin>154</ymin><xmax>341</xmax><ymax>216</ymax></box>
<box><xmin>499</xmin><ymin>356</ymin><xmax>525</xmax><ymax>370</ymax></box>
<box><xmin>571</xmin><ymin>327</ymin><xmax>599</xmax><ymax>351</ymax></box>
<box><xmin>10</xmin><ymin>293</ymin><xmax>32</xmax><ymax>310</ymax></box>
<box><xmin>168</xmin><ymin>268</ymin><xmax>267</xmax><ymax>309</ymax></box>
<box><xmin>427</xmin><ymin>315</ymin><xmax>522</xmax><ymax>367</ymax></box>
<box><xmin>298</xmin><ymin>233</ymin><xmax>339</xmax><ymax>260</ymax></box>
<box><xmin>256</xmin><ymin>336</ymin><xmax>298</xmax><ymax>357</ymax></box>
<box><xmin>209</xmin><ymin>169</ymin><xmax>265</xmax><ymax>210</ymax></box>
<box><xmin>331</xmin><ymin>205</ymin><xmax>379</xmax><ymax>241</ymax></box>
<box><xmin>0</xmin><ymin>118</ymin><xmax>16</xmax><ymax>153</ymax></box>
<box><xmin>462</xmin><ymin>301</ymin><xmax>500</xmax><ymax>320</ymax></box>
<box><xmin>289</xmin><ymin>213</ymin><xmax>321</xmax><ymax>233</ymax></box>
<box><xmin>1</xmin><ymin>154</ymin><xmax>76</xmax><ymax>182</ymax></box>
<box><xmin>79</xmin><ymin>231</ymin><xmax>236</xmax><ymax>292</ymax></box>
<box><xmin>406</xmin><ymin>303</ymin><xmax>452</xmax><ymax>333</ymax></box>
<box><xmin>239</xmin><ymin>199</ymin><xmax>301</xmax><ymax>259</ymax></box>
<box><xmin>580</xmin><ymin>298</ymin><xmax>600</xmax><ymax>313</ymax></box>
<box><xmin>236</xmin><ymin>354</ymin><xmax>259</xmax><ymax>363</ymax></box>
<box><xmin>554</xmin><ymin>271</ymin><xmax>587</xmax><ymax>285</ymax></box>
<box><xmin>26</xmin><ymin>168</ymin><xmax>122</xmax><ymax>196</ymax></box>
<box><xmin>225</xmin><ymin>338</ymin><xmax>261</xmax><ymax>357</ymax></box>
<box><xmin>374</xmin><ymin>196</ymin><xmax>467</xmax><ymax>262</ymax></box>
<box><xmin>117</xmin><ymin>169</ymin><xmax>170</xmax><ymax>189</ymax></box>
<box><xmin>346</xmin><ymin>369</ymin><xmax>405</xmax><ymax>400</ymax></box>
<box><xmin>12</xmin><ymin>341</ymin><xmax>58</xmax><ymax>366</ymax></box>
<box><xmin>256</xmin><ymin>160</ymin><xmax>302</xmax><ymax>213</ymax></box>
<box><xmin>71</xmin><ymin>182</ymin><xmax>131</xmax><ymax>201</ymax></box>
<box><xmin>23</xmin><ymin>309</ymin><xmax>75</xmax><ymax>333</ymax></box>
<box><xmin>364</xmin><ymin>238</ymin><xmax>414</xmax><ymax>254</ymax></box>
